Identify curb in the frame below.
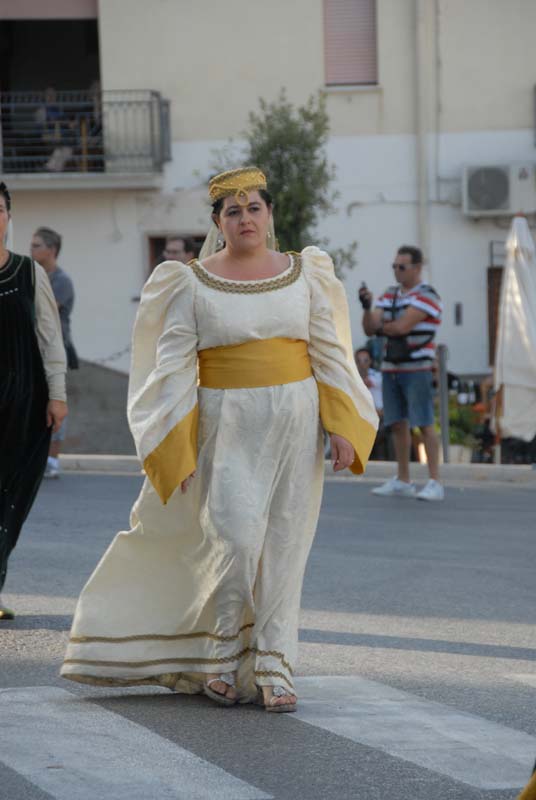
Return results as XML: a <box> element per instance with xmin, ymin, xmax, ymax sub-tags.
<box><xmin>327</xmin><ymin>460</ymin><xmax>536</xmax><ymax>485</ymax></box>
<box><xmin>58</xmin><ymin>455</ymin><xmax>536</xmax><ymax>485</ymax></box>
<box><xmin>59</xmin><ymin>454</ymin><xmax>141</xmax><ymax>474</ymax></box>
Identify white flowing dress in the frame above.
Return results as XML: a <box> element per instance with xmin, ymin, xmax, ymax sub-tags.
<box><xmin>61</xmin><ymin>247</ymin><xmax>377</xmax><ymax>700</ymax></box>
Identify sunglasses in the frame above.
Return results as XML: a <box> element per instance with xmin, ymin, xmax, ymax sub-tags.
<box><xmin>392</xmin><ymin>262</ymin><xmax>415</xmax><ymax>271</ymax></box>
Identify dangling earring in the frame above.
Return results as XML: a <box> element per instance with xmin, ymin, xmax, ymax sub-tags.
<box><xmin>216</xmin><ymin>230</ymin><xmax>224</xmax><ymax>250</ymax></box>
<box><xmin>266</xmin><ymin>230</ymin><xmax>273</xmax><ymax>244</ymax></box>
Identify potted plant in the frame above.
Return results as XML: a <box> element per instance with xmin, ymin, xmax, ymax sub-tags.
<box><xmin>448</xmin><ymin>402</ymin><xmax>478</xmax><ymax>462</ymax></box>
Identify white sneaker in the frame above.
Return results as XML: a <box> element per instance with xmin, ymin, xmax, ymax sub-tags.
<box><xmin>371</xmin><ymin>477</ymin><xmax>416</xmax><ymax>497</ymax></box>
<box><xmin>44</xmin><ymin>459</ymin><xmax>60</xmax><ymax>479</ymax></box>
<box><xmin>416</xmin><ymin>479</ymin><xmax>444</xmax><ymax>502</ymax></box>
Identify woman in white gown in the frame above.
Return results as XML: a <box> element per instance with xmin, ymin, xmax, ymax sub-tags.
<box><xmin>61</xmin><ymin>167</ymin><xmax>378</xmax><ymax>711</ymax></box>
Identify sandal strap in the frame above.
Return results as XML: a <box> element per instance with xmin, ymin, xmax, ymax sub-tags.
<box><xmin>206</xmin><ymin>673</ymin><xmax>235</xmax><ymax>689</ymax></box>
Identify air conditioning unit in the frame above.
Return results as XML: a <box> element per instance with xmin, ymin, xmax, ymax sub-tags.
<box><xmin>462</xmin><ymin>163</ymin><xmax>536</xmax><ymax>217</ymax></box>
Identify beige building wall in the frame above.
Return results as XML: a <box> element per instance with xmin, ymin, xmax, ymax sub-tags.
<box><xmin>98</xmin><ymin>0</ymin><xmax>536</xmax><ymax>139</ymax></box>
<box><xmin>98</xmin><ymin>0</ymin><xmax>324</xmax><ymax>141</ymax></box>
<box><xmin>438</xmin><ymin>0</ymin><xmax>536</xmax><ymax>132</ymax></box>
<box><xmin>97</xmin><ymin>0</ymin><xmax>418</xmax><ymax>139</ymax></box>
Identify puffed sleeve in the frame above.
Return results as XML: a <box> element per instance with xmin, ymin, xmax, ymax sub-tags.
<box><xmin>127</xmin><ymin>261</ymin><xmax>198</xmax><ymax>504</ymax></box>
<box><xmin>301</xmin><ymin>246</ymin><xmax>378</xmax><ymax>473</ymax></box>
<box><xmin>34</xmin><ymin>262</ymin><xmax>67</xmax><ymax>402</ymax></box>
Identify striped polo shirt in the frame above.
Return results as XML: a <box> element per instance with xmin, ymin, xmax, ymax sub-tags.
<box><xmin>375</xmin><ymin>283</ymin><xmax>442</xmax><ymax>372</ymax></box>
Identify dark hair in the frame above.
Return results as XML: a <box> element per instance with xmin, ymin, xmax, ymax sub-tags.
<box><xmin>397</xmin><ymin>245</ymin><xmax>423</xmax><ymax>265</ymax></box>
<box><xmin>166</xmin><ymin>235</ymin><xmax>196</xmax><ymax>254</ymax></box>
<box><xmin>0</xmin><ymin>181</ymin><xmax>11</xmax><ymax>212</ymax></box>
<box><xmin>355</xmin><ymin>347</ymin><xmax>371</xmax><ymax>357</ymax></box>
<box><xmin>34</xmin><ymin>226</ymin><xmax>62</xmax><ymax>256</ymax></box>
<box><xmin>211</xmin><ymin>188</ymin><xmax>273</xmax><ymax>217</ymax></box>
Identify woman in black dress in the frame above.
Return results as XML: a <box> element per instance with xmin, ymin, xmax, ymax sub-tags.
<box><xmin>0</xmin><ymin>181</ymin><xmax>67</xmax><ymax>619</ymax></box>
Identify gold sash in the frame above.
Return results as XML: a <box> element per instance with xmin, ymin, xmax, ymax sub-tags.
<box><xmin>147</xmin><ymin>337</ymin><xmax>375</xmax><ymax>504</ymax></box>
<box><xmin>198</xmin><ymin>337</ymin><xmax>313</xmax><ymax>389</ymax></box>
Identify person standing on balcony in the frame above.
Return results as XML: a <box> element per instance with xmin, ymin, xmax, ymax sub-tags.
<box><xmin>61</xmin><ymin>167</ymin><xmax>378</xmax><ymax>711</ymax></box>
<box><xmin>35</xmin><ymin>87</ymin><xmax>73</xmax><ymax>172</ymax></box>
<box><xmin>30</xmin><ymin>227</ymin><xmax>76</xmax><ymax>479</ymax></box>
<box><xmin>359</xmin><ymin>245</ymin><xmax>444</xmax><ymax>501</ymax></box>
<box><xmin>0</xmin><ymin>182</ymin><xmax>67</xmax><ymax>620</ymax></box>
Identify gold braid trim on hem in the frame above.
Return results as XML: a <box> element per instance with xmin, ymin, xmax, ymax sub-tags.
<box><xmin>189</xmin><ymin>254</ymin><xmax>301</xmax><ymax>294</ymax></box>
<box><xmin>62</xmin><ymin>673</ymin><xmax>185</xmax><ymax>689</ymax></box>
<box><xmin>63</xmin><ymin>649</ymin><xmax>250</xmax><ymax>669</ymax></box>
<box><xmin>252</xmin><ymin>648</ymin><xmax>293</xmax><ymax>674</ymax></box>
<box><xmin>254</xmin><ymin>670</ymin><xmax>294</xmax><ymax>690</ymax></box>
<box><xmin>63</xmin><ymin>645</ymin><xmax>293</xmax><ymax>674</ymax></box>
<box><xmin>70</xmin><ymin>622</ymin><xmax>254</xmax><ymax>645</ymax></box>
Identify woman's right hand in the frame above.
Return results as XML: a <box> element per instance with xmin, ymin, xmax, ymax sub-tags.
<box><xmin>181</xmin><ymin>472</ymin><xmax>196</xmax><ymax>494</ymax></box>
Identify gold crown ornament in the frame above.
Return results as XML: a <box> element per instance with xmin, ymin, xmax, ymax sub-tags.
<box><xmin>208</xmin><ymin>167</ymin><xmax>267</xmax><ymax>207</ymax></box>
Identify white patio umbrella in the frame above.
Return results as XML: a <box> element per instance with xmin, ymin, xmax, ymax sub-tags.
<box><xmin>494</xmin><ymin>215</ymin><xmax>536</xmax><ymax>441</ymax></box>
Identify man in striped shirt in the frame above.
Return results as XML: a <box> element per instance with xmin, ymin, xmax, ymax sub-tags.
<box><xmin>359</xmin><ymin>245</ymin><xmax>444</xmax><ymax>501</ymax></box>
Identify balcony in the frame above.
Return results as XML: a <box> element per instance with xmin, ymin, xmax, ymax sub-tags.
<box><xmin>0</xmin><ymin>90</ymin><xmax>171</xmax><ymax>190</ymax></box>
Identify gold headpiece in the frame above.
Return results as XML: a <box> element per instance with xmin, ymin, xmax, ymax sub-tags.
<box><xmin>208</xmin><ymin>167</ymin><xmax>267</xmax><ymax>207</ymax></box>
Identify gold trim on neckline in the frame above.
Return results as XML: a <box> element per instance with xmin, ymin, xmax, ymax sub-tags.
<box><xmin>189</xmin><ymin>253</ymin><xmax>301</xmax><ymax>294</ymax></box>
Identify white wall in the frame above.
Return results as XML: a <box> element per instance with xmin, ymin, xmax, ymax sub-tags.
<box><xmin>12</xmin><ymin>191</ymin><xmax>143</xmax><ymax>373</ymax></box>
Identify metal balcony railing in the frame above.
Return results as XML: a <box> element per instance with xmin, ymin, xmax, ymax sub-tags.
<box><xmin>0</xmin><ymin>90</ymin><xmax>171</xmax><ymax>175</ymax></box>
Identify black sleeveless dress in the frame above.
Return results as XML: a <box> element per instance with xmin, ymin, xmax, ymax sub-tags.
<box><xmin>0</xmin><ymin>253</ymin><xmax>51</xmax><ymax>592</ymax></box>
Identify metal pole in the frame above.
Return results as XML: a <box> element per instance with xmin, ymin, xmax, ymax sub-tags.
<box><xmin>438</xmin><ymin>343</ymin><xmax>449</xmax><ymax>463</ymax></box>
<box><xmin>416</xmin><ymin>0</ymin><xmax>430</xmax><ymax>275</ymax></box>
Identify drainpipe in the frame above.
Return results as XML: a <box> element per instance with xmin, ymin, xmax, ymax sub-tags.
<box><xmin>415</xmin><ymin>0</ymin><xmax>431</xmax><ymax>277</ymax></box>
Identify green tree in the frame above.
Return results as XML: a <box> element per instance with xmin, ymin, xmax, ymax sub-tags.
<box><xmin>211</xmin><ymin>89</ymin><xmax>356</xmax><ymax>277</ymax></box>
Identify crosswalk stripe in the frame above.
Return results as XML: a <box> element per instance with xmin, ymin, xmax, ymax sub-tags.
<box><xmin>0</xmin><ymin>687</ymin><xmax>271</xmax><ymax>800</ymax></box>
<box><xmin>508</xmin><ymin>673</ymin><xmax>536</xmax><ymax>688</ymax></box>
<box><xmin>294</xmin><ymin>675</ymin><xmax>535</xmax><ymax>790</ymax></box>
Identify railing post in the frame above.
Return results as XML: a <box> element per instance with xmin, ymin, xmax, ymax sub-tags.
<box><xmin>149</xmin><ymin>92</ymin><xmax>157</xmax><ymax>171</ymax></box>
<box><xmin>80</xmin><ymin>117</ymin><xmax>88</xmax><ymax>172</ymax></box>
<box><xmin>438</xmin><ymin>343</ymin><xmax>449</xmax><ymax>463</ymax></box>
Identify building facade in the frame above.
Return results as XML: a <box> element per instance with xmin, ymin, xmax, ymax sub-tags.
<box><xmin>2</xmin><ymin>0</ymin><xmax>535</xmax><ymax>376</ymax></box>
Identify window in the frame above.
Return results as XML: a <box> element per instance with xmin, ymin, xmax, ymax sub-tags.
<box><xmin>147</xmin><ymin>235</ymin><xmax>205</xmax><ymax>276</ymax></box>
<box><xmin>323</xmin><ymin>0</ymin><xmax>378</xmax><ymax>86</ymax></box>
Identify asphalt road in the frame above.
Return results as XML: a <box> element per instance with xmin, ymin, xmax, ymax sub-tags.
<box><xmin>1</xmin><ymin>474</ymin><xmax>535</xmax><ymax>800</ymax></box>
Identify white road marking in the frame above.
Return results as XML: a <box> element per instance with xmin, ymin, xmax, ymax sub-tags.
<box><xmin>0</xmin><ymin>687</ymin><xmax>271</xmax><ymax>800</ymax></box>
<box><xmin>507</xmin><ymin>673</ymin><xmax>536</xmax><ymax>688</ymax></box>
<box><xmin>294</xmin><ymin>675</ymin><xmax>535</xmax><ymax>790</ymax></box>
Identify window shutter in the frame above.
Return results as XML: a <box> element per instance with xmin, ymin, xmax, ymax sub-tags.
<box><xmin>324</xmin><ymin>0</ymin><xmax>378</xmax><ymax>86</ymax></box>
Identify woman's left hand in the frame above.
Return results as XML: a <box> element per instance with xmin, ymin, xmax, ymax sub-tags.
<box><xmin>330</xmin><ymin>434</ymin><xmax>355</xmax><ymax>472</ymax></box>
